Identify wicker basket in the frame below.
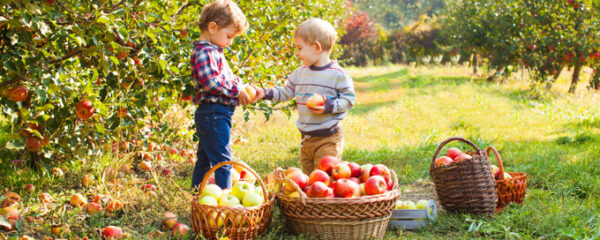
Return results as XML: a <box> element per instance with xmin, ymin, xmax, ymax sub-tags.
<box><xmin>190</xmin><ymin>161</ymin><xmax>275</xmax><ymax>240</ymax></box>
<box><xmin>275</xmin><ymin>168</ymin><xmax>401</xmax><ymax>240</ymax></box>
<box><xmin>429</xmin><ymin>137</ymin><xmax>497</xmax><ymax>216</ymax></box>
<box><xmin>486</xmin><ymin>146</ymin><xmax>527</xmax><ymax>212</ymax></box>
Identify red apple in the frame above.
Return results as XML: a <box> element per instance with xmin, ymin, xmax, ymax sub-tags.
<box><xmin>102</xmin><ymin>226</ymin><xmax>123</xmax><ymax>239</ymax></box>
<box><xmin>172</xmin><ymin>223</ymin><xmax>190</xmax><ymax>237</ymax></box>
<box><xmin>286</xmin><ymin>167</ymin><xmax>303</xmax><ymax>176</ymax></box>
<box><xmin>490</xmin><ymin>165</ymin><xmax>500</xmax><ymax>179</ymax></box>
<box><xmin>307</xmin><ymin>181</ymin><xmax>329</xmax><ymax>198</ymax></box>
<box><xmin>286</xmin><ymin>171</ymin><xmax>309</xmax><ymax>190</ymax></box>
<box><xmin>331</xmin><ymin>162</ymin><xmax>351</xmax><ymax>180</ymax></box>
<box><xmin>244</xmin><ymin>85</ymin><xmax>257</xmax><ymax>102</ymax></box>
<box><xmin>76</xmin><ymin>99</ymin><xmax>95</xmax><ymax>119</ymax></box>
<box><xmin>306</xmin><ymin>93</ymin><xmax>325</xmax><ymax>109</ymax></box>
<box><xmin>93</xmin><ymin>194</ymin><xmax>110</xmax><ymax>204</ymax></box>
<box><xmin>364</xmin><ymin>175</ymin><xmax>387</xmax><ymax>195</ymax></box>
<box><xmin>24</xmin><ymin>136</ymin><xmax>41</xmax><ymax>152</ymax></box>
<box><xmin>359</xmin><ymin>164</ymin><xmax>373</xmax><ymax>182</ymax></box>
<box><xmin>454</xmin><ymin>153</ymin><xmax>472</xmax><ymax>163</ymax></box>
<box><xmin>116</xmin><ymin>107</ymin><xmax>127</xmax><ymax>118</ymax></box>
<box><xmin>107</xmin><ymin>199</ymin><xmax>122</xmax><ymax>212</ymax></box>
<box><xmin>170</xmin><ymin>147</ymin><xmax>178</xmax><ymax>155</ymax></box>
<box><xmin>162</xmin><ymin>212</ymin><xmax>177</xmax><ymax>230</ymax></box>
<box><xmin>308</xmin><ymin>169</ymin><xmax>330</xmax><ymax>187</ymax></box>
<box><xmin>84</xmin><ymin>202</ymin><xmax>103</xmax><ymax>214</ymax></box>
<box><xmin>141</xmin><ymin>184</ymin><xmax>157</xmax><ymax>192</ymax></box>
<box><xmin>349</xmin><ymin>177</ymin><xmax>360</xmax><ymax>184</ymax></box>
<box><xmin>318</xmin><ymin>156</ymin><xmax>339</xmax><ymax>174</ymax></box>
<box><xmin>23</xmin><ymin>184</ymin><xmax>34</xmax><ymax>193</ymax></box>
<box><xmin>40</xmin><ymin>193</ymin><xmax>53</xmax><ymax>203</ymax></box>
<box><xmin>369</xmin><ymin>164</ymin><xmax>390</xmax><ymax>180</ymax></box>
<box><xmin>446</xmin><ymin>147</ymin><xmax>463</xmax><ymax>160</ymax></box>
<box><xmin>325</xmin><ymin>187</ymin><xmax>334</xmax><ymax>198</ymax></box>
<box><xmin>161</xmin><ymin>168</ymin><xmax>173</xmax><ymax>177</ymax></box>
<box><xmin>435</xmin><ymin>156</ymin><xmax>454</xmax><ymax>167</ymax></box>
<box><xmin>7</xmin><ymin>86</ymin><xmax>28</xmax><ymax>102</ymax></box>
<box><xmin>333</xmin><ymin>179</ymin><xmax>359</xmax><ymax>198</ymax></box>
<box><xmin>70</xmin><ymin>194</ymin><xmax>87</xmax><ymax>207</ymax></box>
<box><xmin>348</xmin><ymin>162</ymin><xmax>361</xmax><ymax>178</ymax></box>
<box><xmin>138</xmin><ymin>161</ymin><xmax>152</xmax><ymax>171</ymax></box>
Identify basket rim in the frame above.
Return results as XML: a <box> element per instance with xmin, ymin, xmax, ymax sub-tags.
<box><xmin>276</xmin><ymin>188</ymin><xmax>401</xmax><ymax>203</ymax></box>
<box><xmin>192</xmin><ymin>192</ymin><xmax>276</xmax><ymax>210</ymax></box>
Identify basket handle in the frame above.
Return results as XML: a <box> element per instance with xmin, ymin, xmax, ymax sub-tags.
<box><xmin>486</xmin><ymin>146</ymin><xmax>506</xmax><ymax>180</ymax></box>
<box><xmin>198</xmin><ymin>161</ymin><xmax>268</xmax><ymax>203</ymax></box>
<box><xmin>430</xmin><ymin>137</ymin><xmax>483</xmax><ymax>170</ymax></box>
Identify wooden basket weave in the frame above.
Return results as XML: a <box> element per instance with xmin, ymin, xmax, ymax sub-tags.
<box><xmin>486</xmin><ymin>146</ymin><xmax>527</xmax><ymax>212</ymax></box>
<box><xmin>190</xmin><ymin>161</ymin><xmax>275</xmax><ymax>240</ymax></box>
<box><xmin>429</xmin><ymin>137</ymin><xmax>497</xmax><ymax>216</ymax></box>
<box><xmin>275</xmin><ymin>168</ymin><xmax>401</xmax><ymax>240</ymax></box>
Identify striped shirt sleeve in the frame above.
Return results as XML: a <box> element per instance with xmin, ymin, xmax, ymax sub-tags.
<box><xmin>264</xmin><ymin>70</ymin><xmax>298</xmax><ymax>102</ymax></box>
<box><xmin>324</xmin><ymin>71</ymin><xmax>355</xmax><ymax>114</ymax></box>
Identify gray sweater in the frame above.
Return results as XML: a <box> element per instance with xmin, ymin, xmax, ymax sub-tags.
<box><xmin>265</xmin><ymin>62</ymin><xmax>355</xmax><ymax>136</ymax></box>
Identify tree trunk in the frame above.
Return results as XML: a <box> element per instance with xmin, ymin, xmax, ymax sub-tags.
<box><xmin>471</xmin><ymin>53</ymin><xmax>479</xmax><ymax>75</ymax></box>
<box><xmin>568</xmin><ymin>62</ymin><xmax>582</xmax><ymax>94</ymax></box>
<box><xmin>546</xmin><ymin>66</ymin><xmax>563</xmax><ymax>90</ymax></box>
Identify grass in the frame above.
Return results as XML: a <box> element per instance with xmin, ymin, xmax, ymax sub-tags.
<box><xmin>1</xmin><ymin>64</ymin><xmax>600</xmax><ymax>239</ymax></box>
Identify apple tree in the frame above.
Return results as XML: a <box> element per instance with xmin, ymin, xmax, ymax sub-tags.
<box><xmin>0</xmin><ymin>0</ymin><xmax>347</xmax><ymax>168</ymax></box>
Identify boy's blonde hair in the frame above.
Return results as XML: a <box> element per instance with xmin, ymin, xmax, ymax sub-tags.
<box><xmin>294</xmin><ymin>18</ymin><xmax>338</xmax><ymax>52</ymax></box>
<box><xmin>199</xmin><ymin>0</ymin><xmax>249</xmax><ymax>34</ymax></box>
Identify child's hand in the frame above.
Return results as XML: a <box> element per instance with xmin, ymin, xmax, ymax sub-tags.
<box><xmin>252</xmin><ymin>85</ymin><xmax>265</xmax><ymax>103</ymax></box>
<box><xmin>237</xmin><ymin>88</ymin><xmax>251</xmax><ymax>105</ymax></box>
<box><xmin>308</xmin><ymin>105</ymin><xmax>325</xmax><ymax>114</ymax></box>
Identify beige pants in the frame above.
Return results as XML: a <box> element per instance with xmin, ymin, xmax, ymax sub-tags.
<box><xmin>300</xmin><ymin>130</ymin><xmax>344</xmax><ymax>175</ymax></box>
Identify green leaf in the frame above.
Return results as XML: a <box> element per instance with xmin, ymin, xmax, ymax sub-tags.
<box><xmin>97</xmin><ymin>16</ymin><xmax>110</xmax><ymax>24</ymax></box>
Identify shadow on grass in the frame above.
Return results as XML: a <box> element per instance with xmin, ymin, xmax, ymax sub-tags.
<box><xmin>354</xmin><ymin>68</ymin><xmax>410</xmax><ymax>83</ymax></box>
<box><xmin>349</xmin><ymin>100</ymin><xmax>398</xmax><ymax>116</ymax></box>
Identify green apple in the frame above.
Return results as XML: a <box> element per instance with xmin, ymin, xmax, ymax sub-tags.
<box><xmin>198</xmin><ymin>196</ymin><xmax>218</xmax><ymax>206</ymax></box>
<box><xmin>359</xmin><ymin>183</ymin><xmax>366</xmax><ymax>195</ymax></box>
<box><xmin>242</xmin><ymin>192</ymin><xmax>263</xmax><ymax>207</ymax></box>
<box><xmin>201</xmin><ymin>184</ymin><xmax>223</xmax><ymax>200</ymax></box>
<box><xmin>395</xmin><ymin>200</ymin><xmax>405</xmax><ymax>209</ymax></box>
<box><xmin>231</xmin><ymin>181</ymin><xmax>254</xmax><ymax>201</ymax></box>
<box><xmin>416</xmin><ymin>199</ymin><xmax>428</xmax><ymax>209</ymax></box>
<box><xmin>404</xmin><ymin>200</ymin><xmax>417</xmax><ymax>209</ymax></box>
<box><xmin>254</xmin><ymin>186</ymin><xmax>264</xmax><ymax>197</ymax></box>
<box><xmin>218</xmin><ymin>194</ymin><xmax>240</xmax><ymax>207</ymax></box>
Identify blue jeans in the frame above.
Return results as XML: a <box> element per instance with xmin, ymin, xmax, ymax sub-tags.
<box><xmin>191</xmin><ymin>103</ymin><xmax>235</xmax><ymax>192</ymax></box>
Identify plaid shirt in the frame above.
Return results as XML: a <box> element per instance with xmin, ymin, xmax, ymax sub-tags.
<box><xmin>190</xmin><ymin>41</ymin><xmax>240</xmax><ymax>105</ymax></box>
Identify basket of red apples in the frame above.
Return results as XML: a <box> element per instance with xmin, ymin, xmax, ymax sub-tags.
<box><xmin>274</xmin><ymin>156</ymin><xmax>400</xmax><ymax>240</ymax></box>
<box><xmin>486</xmin><ymin>146</ymin><xmax>527</xmax><ymax>212</ymax></box>
<box><xmin>430</xmin><ymin>137</ymin><xmax>497</xmax><ymax>216</ymax></box>
<box><xmin>190</xmin><ymin>161</ymin><xmax>275</xmax><ymax>240</ymax></box>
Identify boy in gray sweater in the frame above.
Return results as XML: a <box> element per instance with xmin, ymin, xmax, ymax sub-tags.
<box><xmin>254</xmin><ymin>18</ymin><xmax>355</xmax><ymax>174</ymax></box>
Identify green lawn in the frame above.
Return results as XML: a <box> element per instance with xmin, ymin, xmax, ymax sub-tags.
<box><xmin>1</xmin><ymin>65</ymin><xmax>599</xmax><ymax>239</ymax></box>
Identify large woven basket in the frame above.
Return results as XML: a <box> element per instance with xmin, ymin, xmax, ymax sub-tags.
<box><xmin>486</xmin><ymin>146</ymin><xmax>527</xmax><ymax>212</ymax></box>
<box><xmin>190</xmin><ymin>161</ymin><xmax>275</xmax><ymax>240</ymax></box>
<box><xmin>275</xmin><ymin>168</ymin><xmax>401</xmax><ymax>240</ymax></box>
<box><xmin>429</xmin><ymin>137</ymin><xmax>497</xmax><ymax>216</ymax></box>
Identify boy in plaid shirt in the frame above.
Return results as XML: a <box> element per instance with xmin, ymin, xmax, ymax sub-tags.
<box><xmin>190</xmin><ymin>0</ymin><xmax>251</xmax><ymax>191</ymax></box>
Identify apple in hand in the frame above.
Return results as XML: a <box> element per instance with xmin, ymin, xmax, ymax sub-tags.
<box><xmin>244</xmin><ymin>85</ymin><xmax>257</xmax><ymax>102</ymax></box>
<box><xmin>331</xmin><ymin>162</ymin><xmax>351</xmax><ymax>180</ymax></box>
<box><xmin>102</xmin><ymin>226</ymin><xmax>123</xmax><ymax>239</ymax></box>
<box><xmin>306</xmin><ymin>93</ymin><xmax>325</xmax><ymax>109</ymax></box>
<box><xmin>231</xmin><ymin>181</ymin><xmax>254</xmax><ymax>201</ymax></box>
<box><xmin>446</xmin><ymin>147</ymin><xmax>463</xmax><ymax>160</ymax></box>
<box><xmin>364</xmin><ymin>175</ymin><xmax>387</xmax><ymax>195</ymax></box>
<box><xmin>333</xmin><ymin>179</ymin><xmax>359</xmax><ymax>198</ymax></box>
<box><xmin>435</xmin><ymin>156</ymin><xmax>454</xmax><ymax>167</ymax></box>
<box><xmin>348</xmin><ymin>162</ymin><xmax>361</xmax><ymax>178</ymax></box>
<box><xmin>308</xmin><ymin>169</ymin><xmax>330</xmax><ymax>186</ymax></box>
<box><xmin>318</xmin><ymin>155</ymin><xmax>339</xmax><ymax>174</ymax></box>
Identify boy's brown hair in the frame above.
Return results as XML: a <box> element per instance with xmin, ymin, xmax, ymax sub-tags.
<box><xmin>199</xmin><ymin>0</ymin><xmax>249</xmax><ymax>34</ymax></box>
<box><xmin>294</xmin><ymin>18</ymin><xmax>338</xmax><ymax>52</ymax></box>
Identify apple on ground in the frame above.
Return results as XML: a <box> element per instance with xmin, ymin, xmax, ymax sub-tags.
<box><xmin>359</xmin><ymin>164</ymin><xmax>373</xmax><ymax>182</ymax></box>
<box><xmin>52</xmin><ymin>167</ymin><xmax>64</xmax><ymax>177</ymax></box>
<box><xmin>23</xmin><ymin>184</ymin><xmax>35</xmax><ymax>193</ymax></box>
<box><xmin>84</xmin><ymin>202</ymin><xmax>103</xmax><ymax>214</ymax></box>
<box><xmin>141</xmin><ymin>184</ymin><xmax>157</xmax><ymax>192</ymax></box>
<box><xmin>40</xmin><ymin>193</ymin><xmax>53</xmax><ymax>203</ymax></box>
<box><xmin>435</xmin><ymin>156</ymin><xmax>454</xmax><ymax>167</ymax></box>
<box><xmin>242</xmin><ymin>192</ymin><xmax>263</xmax><ymax>207</ymax></box>
<box><xmin>348</xmin><ymin>162</ymin><xmax>361</xmax><ymax>178</ymax></box>
<box><xmin>70</xmin><ymin>194</ymin><xmax>87</xmax><ymax>207</ymax></box>
<box><xmin>102</xmin><ymin>226</ymin><xmax>123</xmax><ymax>239</ymax></box>
<box><xmin>172</xmin><ymin>223</ymin><xmax>190</xmax><ymax>237</ymax></box>
<box><xmin>333</xmin><ymin>178</ymin><xmax>359</xmax><ymax>198</ymax></box>
<box><xmin>446</xmin><ymin>147</ymin><xmax>463</xmax><ymax>160</ymax></box>
<box><xmin>201</xmin><ymin>184</ymin><xmax>223</xmax><ymax>200</ymax></box>
<box><xmin>308</xmin><ymin>169</ymin><xmax>330</xmax><ymax>186</ymax></box>
<box><xmin>219</xmin><ymin>194</ymin><xmax>241</xmax><ymax>207</ymax></box>
<box><xmin>107</xmin><ymin>199</ymin><xmax>123</xmax><ymax>212</ymax></box>
<box><xmin>138</xmin><ymin>161</ymin><xmax>152</xmax><ymax>171</ymax></box>
<box><xmin>416</xmin><ymin>199</ymin><xmax>428</xmax><ymax>209</ymax></box>
<box><xmin>318</xmin><ymin>155</ymin><xmax>339</xmax><ymax>174</ymax></box>
<box><xmin>162</xmin><ymin>212</ymin><xmax>178</xmax><ymax>230</ymax></box>
<box><xmin>231</xmin><ymin>181</ymin><xmax>254</xmax><ymax>200</ymax></box>
<box><xmin>82</xmin><ymin>174</ymin><xmax>95</xmax><ymax>187</ymax></box>
<box><xmin>331</xmin><ymin>162</ymin><xmax>351</xmax><ymax>180</ymax></box>
<box><xmin>364</xmin><ymin>175</ymin><xmax>387</xmax><ymax>195</ymax></box>
<box><xmin>93</xmin><ymin>194</ymin><xmax>110</xmax><ymax>204</ymax></box>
